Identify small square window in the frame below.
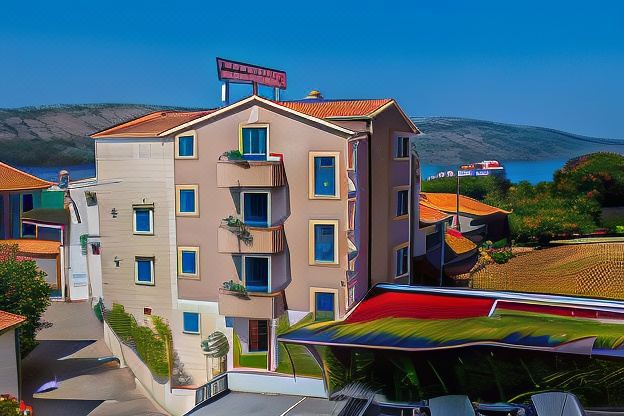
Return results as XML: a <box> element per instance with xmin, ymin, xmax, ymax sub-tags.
<box><xmin>395</xmin><ymin>136</ymin><xmax>410</xmax><ymax>159</ymax></box>
<box><xmin>178</xmin><ymin>247</ymin><xmax>199</xmax><ymax>278</ymax></box>
<box><xmin>177</xmin><ymin>135</ymin><xmax>195</xmax><ymax>158</ymax></box>
<box><xmin>396</xmin><ymin>190</ymin><xmax>409</xmax><ymax>217</ymax></box>
<box><xmin>395</xmin><ymin>246</ymin><xmax>409</xmax><ymax>277</ymax></box>
<box><xmin>176</xmin><ymin>186</ymin><xmax>198</xmax><ymax>215</ymax></box>
<box><xmin>135</xmin><ymin>257</ymin><xmax>155</xmax><ymax>285</ymax></box>
<box><xmin>241</xmin><ymin>127</ymin><xmax>268</xmax><ymax>160</ymax></box>
<box><xmin>183</xmin><ymin>312</ymin><xmax>200</xmax><ymax>334</ymax></box>
<box><xmin>133</xmin><ymin>207</ymin><xmax>153</xmax><ymax>234</ymax></box>
<box><xmin>21</xmin><ymin>223</ymin><xmax>36</xmax><ymax>238</ymax></box>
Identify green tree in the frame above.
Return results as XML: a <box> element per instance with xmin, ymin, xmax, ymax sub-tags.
<box><xmin>422</xmin><ymin>174</ymin><xmax>510</xmax><ymax>200</ymax></box>
<box><xmin>0</xmin><ymin>244</ymin><xmax>51</xmax><ymax>356</ymax></box>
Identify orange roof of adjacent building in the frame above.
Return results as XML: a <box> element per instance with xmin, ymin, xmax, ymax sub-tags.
<box><xmin>0</xmin><ymin>239</ymin><xmax>60</xmax><ymax>256</ymax></box>
<box><xmin>0</xmin><ymin>162</ymin><xmax>52</xmax><ymax>192</ymax></box>
<box><xmin>0</xmin><ymin>310</ymin><xmax>26</xmax><ymax>332</ymax></box>
<box><xmin>276</xmin><ymin>99</ymin><xmax>393</xmax><ymax>119</ymax></box>
<box><xmin>445</xmin><ymin>229</ymin><xmax>478</xmax><ymax>255</ymax></box>
<box><xmin>421</xmin><ymin>193</ymin><xmax>511</xmax><ymax>216</ymax></box>
<box><xmin>92</xmin><ymin>110</ymin><xmax>215</xmax><ymax>138</ymax></box>
<box><xmin>420</xmin><ymin>203</ymin><xmax>452</xmax><ymax>224</ymax></box>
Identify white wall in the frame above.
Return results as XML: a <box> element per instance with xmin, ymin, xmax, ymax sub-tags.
<box><xmin>0</xmin><ymin>329</ymin><xmax>19</xmax><ymax>398</ymax></box>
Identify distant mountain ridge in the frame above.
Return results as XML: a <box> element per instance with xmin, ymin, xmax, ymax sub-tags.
<box><xmin>1</xmin><ymin>104</ymin><xmax>623</xmax><ymax>166</ymax></box>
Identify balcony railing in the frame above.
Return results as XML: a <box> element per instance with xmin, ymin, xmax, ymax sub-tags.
<box><xmin>218</xmin><ymin>289</ymin><xmax>285</xmax><ymax>320</ymax></box>
<box><xmin>216</xmin><ymin>160</ymin><xmax>286</xmax><ymax>188</ymax></box>
<box><xmin>217</xmin><ymin>224</ymin><xmax>285</xmax><ymax>254</ymax></box>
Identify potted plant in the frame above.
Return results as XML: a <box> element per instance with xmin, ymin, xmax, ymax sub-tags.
<box><xmin>221</xmin><ymin>216</ymin><xmax>253</xmax><ymax>245</ymax></box>
<box><xmin>222</xmin><ymin>280</ymin><xmax>249</xmax><ymax>299</ymax></box>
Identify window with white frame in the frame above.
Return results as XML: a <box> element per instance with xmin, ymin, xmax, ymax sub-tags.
<box><xmin>395</xmin><ymin>136</ymin><xmax>410</xmax><ymax>159</ymax></box>
<box><xmin>176</xmin><ymin>132</ymin><xmax>197</xmax><ymax>159</ymax></box>
<box><xmin>240</xmin><ymin>126</ymin><xmax>268</xmax><ymax>160</ymax></box>
<box><xmin>395</xmin><ymin>246</ymin><xmax>409</xmax><ymax>277</ymax></box>
<box><xmin>243</xmin><ymin>255</ymin><xmax>270</xmax><ymax>293</ymax></box>
<box><xmin>135</xmin><ymin>257</ymin><xmax>155</xmax><ymax>285</ymax></box>
<box><xmin>396</xmin><ymin>190</ymin><xmax>409</xmax><ymax>217</ymax></box>
<box><xmin>133</xmin><ymin>206</ymin><xmax>154</xmax><ymax>234</ymax></box>
<box><xmin>183</xmin><ymin>312</ymin><xmax>200</xmax><ymax>334</ymax></box>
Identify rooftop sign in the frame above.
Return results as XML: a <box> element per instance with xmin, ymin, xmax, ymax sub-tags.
<box><xmin>216</xmin><ymin>57</ymin><xmax>287</xmax><ymax>89</ymax></box>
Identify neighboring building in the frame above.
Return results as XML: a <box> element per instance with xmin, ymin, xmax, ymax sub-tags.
<box><xmin>420</xmin><ymin>192</ymin><xmax>511</xmax><ymax>243</ymax></box>
<box><xmin>90</xmin><ymin>93</ymin><xmax>423</xmax><ymax>393</ymax></box>
<box><xmin>0</xmin><ymin>162</ymin><xmax>76</xmax><ymax>299</ymax></box>
<box><xmin>0</xmin><ymin>310</ymin><xmax>26</xmax><ymax>401</ymax></box>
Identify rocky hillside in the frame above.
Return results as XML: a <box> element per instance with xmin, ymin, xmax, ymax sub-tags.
<box><xmin>0</xmin><ymin>104</ymin><xmax>183</xmax><ymax>166</ymax></box>
<box><xmin>1</xmin><ymin>104</ymin><xmax>623</xmax><ymax>167</ymax></box>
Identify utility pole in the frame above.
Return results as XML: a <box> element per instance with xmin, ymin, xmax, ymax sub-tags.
<box><xmin>456</xmin><ymin>170</ymin><xmax>461</xmax><ymax>231</ymax></box>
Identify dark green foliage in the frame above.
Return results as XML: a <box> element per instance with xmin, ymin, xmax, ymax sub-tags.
<box><xmin>0</xmin><ymin>244</ymin><xmax>51</xmax><ymax>356</ymax></box>
<box><xmin>489</xmin><ymin>250</ymin><xmax>513</xmax><ymax>264</ymax></box>
<box><xmin>106</xmin><ymin>303</ymin><xmax>171</xmax><ymax>379</ymax></box>
<box><xmin>0</xmin><ymin>396</ymin><xmax>20</xmax><ymax>415</ymax></box>
<box><xmin>422</xmin><ymin>175</ymin><xmax>511</xmax><ymax>200</ymax></box>
<box><xmin>554</xmin><ymin>153</ymin><xmax>624</xmax><ymax>207</ymax></box>
<box><xmin>93</xmin><ymin>300</ymin><xmax>104</xmax><ymax>323</ymax></box>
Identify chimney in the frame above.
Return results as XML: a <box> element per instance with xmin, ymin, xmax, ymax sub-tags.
<box><xmin>304</xmin><ymin>90</ymin><xmax>324</xmax><ymax>100</ymax></box>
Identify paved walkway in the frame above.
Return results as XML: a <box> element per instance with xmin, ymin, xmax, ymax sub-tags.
<box><xmin>38</xmin><ymin>301</ymin><xmax>103</xmax><ymax>340</ymax></box>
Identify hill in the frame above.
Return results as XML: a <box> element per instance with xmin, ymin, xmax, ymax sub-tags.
<box><xmin>1</xmin><ymin>105</ymin><xmax>623</xmax><ymax>166</ymax></box>
<box><xmin>0</xmin><ymin>104</ymin><xmax>185</xmax><ymax>166</ymax></box>
<box><xmin>413</xmin><ymin>117</ymin><xmax>624</xmax><ymax>165</ymax></box>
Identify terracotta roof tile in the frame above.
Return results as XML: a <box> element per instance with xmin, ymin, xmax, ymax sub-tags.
<box><xmin>421</xmin><ymin>193</ymin><xmax>511</xmax><ymax>216</ymax></box>
<box><xmin>445</xmin><ymin>229</ymin><xmax>477</xmax><ymax>255</ymax></box>
<box><xmin>276</xmin><ymin>99</ymin><xmax>393</xmax><ymax>119</ymax></box>
<box><xmin>92</xmin><ymin>110</ymin><xmax>215</xmax><ymax>138</ymax></box>
<box><xmin>0</xmin><ymin>310</ymin><xmax>26</xmax><ymax>331</ymax></box>
<box><xmin>0</xmin><ymin>162</ymin><xmax>52</xmax><ymax>192</ymax></box>
<box><xmin>0</xmin><ymin>239</ymin><xmax>61</xmax><ymax>256</ymax></box>
<box><xmin>419</xmin><ymin>203</ymin><xmax>452</xmax><ymax>224</ymax></box>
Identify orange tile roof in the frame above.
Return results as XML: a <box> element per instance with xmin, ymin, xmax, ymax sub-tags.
<box><xmin>421</xmin><ymin>193</ymin><xmax>511</xmax><ymax>216</ymax></box>
<box><xmin>419</xmin><ymin>203</ymin><xmax>452</xmax><ymax>224</ymax></box>
<box><xmin>276</xmin><ymin>99</ymin><xmax>393</xmax><ymax>119</ymax></box>
<box><xmin>0</xmin><ymin>162</ymin><xmax>52</xmax><ymax>192</ymax></box>
<box><xmin>0</xmin><ymin>239</ymin><xmax>60</xmax><ymax>256</ymax></box>
<box><xmin>445</xmin><ymin>229</ymin><xmax>477</xmax><ymax>255</ymax></box>
<box><xmin>92</xmin><ymin>110</ymin><xmax>215</xmax><ymax>138</ymax></box>
<box><xmin>0</xmin><ymin>310</ymin><xmax>26</xmax><ymax>332</ymax></box>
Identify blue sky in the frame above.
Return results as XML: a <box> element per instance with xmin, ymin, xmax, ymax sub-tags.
<box><xmin>2</xmin><ymin>0</ymin><xmax>623</xmax><ymax>138</ymax></box>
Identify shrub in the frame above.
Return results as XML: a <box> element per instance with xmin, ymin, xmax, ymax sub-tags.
<box><xmin>489</xmin><ymin>250</ymin><xmax>513</xmax><ymax>264</ymax></box>
<box><xmin>106</xmin><ymin>303</ymin><xmax>133</xmax><ymax>341</ymax></box>
<box><xmin>0</xmin><ymin>244</ymin><xmax>51</xmax><ymax>356</ymax></box>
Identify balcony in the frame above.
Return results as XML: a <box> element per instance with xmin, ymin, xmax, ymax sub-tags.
<box><xmin>218</xmin><ymin>289</ymin><xmax>285</xmax><ymax>320</ymax></box>
<box><xmin>218</xmin><ymin>224</ymin><xmax>285</xmax><ymax>254</ymax></box>
<box><xmin>216</xmin><ymin>160</ymin><xmax>286</xmax><ymax>188</ymax></box>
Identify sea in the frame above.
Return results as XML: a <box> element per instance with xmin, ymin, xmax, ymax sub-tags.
<box><xmin>20</xmin><ymin>159</ymin><xmax>568</xmax><ymax>185</ymax></box>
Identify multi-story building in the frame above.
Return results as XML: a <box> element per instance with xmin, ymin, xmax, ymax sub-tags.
<box><xmin>91</xmin><ymin>92</ymin><xmax>422</xmax><ymax>393</ymax></box>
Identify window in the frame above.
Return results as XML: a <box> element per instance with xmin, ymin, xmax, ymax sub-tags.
<box><xmin>176</xmin><ymin>133</ymin><xmax>196</xmax><ymax>159</ymax></box>
<box><xmin>21</xmin><ymin>223</ymin><xmax>36</xmax><ymax>238</ymax></box>
<box><xmin>133</xmin><ymin>207</ymin><xmax>154</xmax><ymax>234</ymax></box>
<box><xmin>21</xmin><ymin>194</ymin><xmax>34</xmax><ymax>213</ymax></box>
<box><xmin>395</xmin><ymin>246</ymin><xmax>409</xmax><ymax>277</ymax></box>
<box><xmin>244</xmin><ymin>256</ymin><xmax>269</xmax><ymax>293</ymax></box>
<box><xmin>309</xmin><ymin>220</ymin><xmax>339</xmax><ymax>265</ymax></box>
<box><xmin>178</xmin><ymin>247</ymin><xmax>199</xmax><ymax>278</ymax></box>
<box><xmin>176</xmin><ymin>185</ymin><xmax>198</xmax><ymax>215</ymax></box>
<box><xmin>396</xmin><ymin>190</ymin><xmax>409</xmax><ymax>217</ymax></box>
<box><xmin>248</xmin><ymin>320</ymin><xmax>269</xmax><ymax>352</ymax></box>
<box><xmin>135</xmin><ymin>257</ymin><xmax>155</xmax><ymax>285</ymax></box>
<box><xmin>348</xmin><ymin>286</ymin><xmax>356</xmax><ymax>308</ymax></box>
<box><xmin>242</xmin><ymin>192</ymin><xmax>269</xmax><ymax>227</ymax></box>
<box><xmin>314</xmin><ymin>292</ymin><xmax>335</xmax><ymax>321</ymax></box>
<box><xmin>241</xmin><ymin>126</ymin><xmax>268</xmax><ymax>160</ymax></box>
<box><xmin>309</xmin><ymin>152</ymin><xmax>340</xmax><ymax>199</ymax></box>
<box><xmin>183</xmin><ymin>312</ymin><xmax>200</xmax><ymax>334</ymax></box>
<box><xmin>395</xmin><ymin>136</ymin><xmax>410</xmax><ymax>159</ymax></box>
<box><xmin>347</xmin><ymin>141</ymin><xmax>357</xmax><ymax>170</ymax></box>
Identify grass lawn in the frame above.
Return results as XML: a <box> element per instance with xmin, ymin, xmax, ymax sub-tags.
<box><xmin>233</xmin><ymin>333</ymin><xmax>267</xmax><ymax>370</ymax></box>
<box><xmin>275</xmin><ymin>313</ymin><xmax>323</xmax><ymax>378</ymax></box>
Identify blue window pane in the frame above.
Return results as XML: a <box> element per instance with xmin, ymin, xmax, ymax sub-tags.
<box><xmin>22</xmin><ymin>194</ymin><xmax>34</xmax><ymax>212</ymax></box>
<box><xmin>181</xmin><ymin>250</ymin><xmax>197</xmax><ymax>274</ymax></box>
<box><xmin>315</xmin><ymin>292</ymin><xmax>335</xmax><ymax>321</ymax></box>
<box><xmin>225</xmin><ymin>317</ymin><xmax>234</xmax><ymax>328</ymax></box>
<box><xmin>245</xmin><ymin>257</ymin><xmax>269</xmax><ymax>292</ymax></box>
<box><xmin>183</xmin><ymin>312</ymin><xmax>200</xmax><ymax>333</ymax></box>
<box><xmin>396</xmin><ymin>247</ymin><xmax>408</xmax><ymax>276</ymax></box>
<box><xmin>314</xmin><ymin>224</ymin><xmax>335</xmax><ymax>263</ymax></box>
<box><xmin>396</xmin><ymin>190</ymin><xmax>408</xmax><ymax>216</ymax></box>
<box><xmin>136</xmin><ymin>259</ymin><xmax>153</xmax><ymax>283</ymax></box>
<box><xmin>179</xmin><ymin>190</ymin><xmax>195</xmax><ymax>213</ymax></box>
<box><xmin>314</xmin><ymin>157</ymin><xmax>336</xmax><ymax>196</ymax></box>
<box><xmin>241</xmin><ymin>128</ymin><xmax>267</xmax><ymax>160</ymax></box>
<box><xmin>243</xmin><ymin>193</ymin><xmax>268</xmax><ymax>227</ymax></box>
<box><xmin>135</xmin><ymin>209</ymin><xmax>151</xmax><ymax>232</ymax></box>
<box><xmin>178</xmin><ymin>136</ymin><xmax>194</xmax><ymax>157</ymax></box>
